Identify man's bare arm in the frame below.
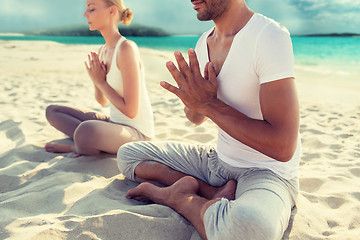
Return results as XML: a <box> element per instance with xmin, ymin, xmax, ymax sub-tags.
<box><xmin>184</xmin><ymin>107</ymin><xmax>207</xmax><ymax>125</ymax></box>
<box><xmin>202</xmin><ymin>78</ymin><xmax>299</xmax><ymax>162</ymax></box>
<box><xmin>162</xmin><ymin>49</ymin><xmax>299</xmax><ymax>162</ymax></box>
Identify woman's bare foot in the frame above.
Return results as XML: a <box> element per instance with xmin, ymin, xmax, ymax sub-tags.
<box><xmin>45</xmin><ymin>142</ymin><xmax>73</xmax><ymax>153</ymax></box>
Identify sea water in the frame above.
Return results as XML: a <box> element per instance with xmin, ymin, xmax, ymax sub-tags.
<box><xmin>292</xmin><ymin>36</ymin><xmax>360</xmax><ymax>77</ymax></box>
<box><xmin>1</xmin><ymin>35</ymin><xmax>359</xmax><ymax>77</ymax></box>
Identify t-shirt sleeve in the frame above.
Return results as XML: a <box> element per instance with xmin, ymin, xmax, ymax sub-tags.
<box><xmin>255</xmin><ymin>23</ymin><xmax>295</xmax><ymax>84</ymax></box>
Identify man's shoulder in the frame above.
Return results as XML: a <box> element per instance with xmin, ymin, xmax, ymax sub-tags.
<box><xmin>252</xmin><ymin>13</ymin><xmax>291</xmax><ymax>38</ymax></box>
<box><xmin>199</xmin><ymin>28</ymin><xmax>214</xmax><ymax>42</ymax></box>
<box><xmin>195</xmin><ymin>28</ymin><xmax>214</xmax><ymax>52</ymax></box>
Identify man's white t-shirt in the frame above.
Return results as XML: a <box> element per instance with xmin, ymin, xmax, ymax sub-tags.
<box><xmin>195</xmin><ymin>13</ymin><xmax>301</xmax><ymax>180</ymax></box>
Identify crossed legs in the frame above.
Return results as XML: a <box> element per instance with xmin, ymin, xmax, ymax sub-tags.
<box><xmin>118</xmin><ymin>141</ymin><xmax>297</xmax><ymax>240</ymax></box>
<box><xmin>45</xmin><ymin>104</ymin><xmax>146</xmax><ymax>156</ymax></box>
<box><xmin>118</xmin><ymin>141</ymin><xmax>237</xmax><ymax>239</ymax></box>
<box><xmin>127</xmin><ymin>175</ymin><xmax>230</xmax><ymax>240</ymax></box>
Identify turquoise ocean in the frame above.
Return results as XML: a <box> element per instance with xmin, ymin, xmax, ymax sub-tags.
<box><xmin>1</xmin><ymin>35</ymin><xmax>359</xmax><ymax>77</ymax></box>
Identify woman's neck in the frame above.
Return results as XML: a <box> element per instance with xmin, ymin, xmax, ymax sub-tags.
<box><xmin>100</xmin><ymin>25</ymin><xmax>122</xmax><ymax>49</ymax></box>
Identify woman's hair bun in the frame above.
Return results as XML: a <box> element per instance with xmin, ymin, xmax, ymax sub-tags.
<box><xmin>121</xmin><ymin>8</ymin><xmax>133</xmax><ymax>25</ymax></box>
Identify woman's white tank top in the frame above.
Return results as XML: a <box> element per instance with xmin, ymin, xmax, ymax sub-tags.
<box><xmin>101</xmin><ymin>37</ymin><xmax>154</xmax><ymax>138</ymax></box>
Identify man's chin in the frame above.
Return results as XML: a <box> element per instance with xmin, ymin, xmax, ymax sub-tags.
<box><xmin>197</xmin><ymin>13</ymin><xmax>213</xmax><ymax>21</ymax></box>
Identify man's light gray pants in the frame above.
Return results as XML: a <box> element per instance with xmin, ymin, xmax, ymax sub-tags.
<box><xmin>117</xmin><ymin>141</ymin><xmax>298</xmax><ymax>240</ymax></box>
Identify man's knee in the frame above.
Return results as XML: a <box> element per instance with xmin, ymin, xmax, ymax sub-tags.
<box><xmin>241</xmin><ymin>207</ymin><xmax>280</xmax><ymax>239</ymax></box>
<box><xmin>117</xmin><ymin>142</ymin><xmax>144</xmax><ymax>180</ymax></box>
<box><xmin>205</xmin><ymin>201</ymin><xmax>281</xmax><ymax>240</ymax></box>
<box><xmin>230</xmin><ymin>205</ymin><xmax>281</xmax><ymax>240</ymax></box>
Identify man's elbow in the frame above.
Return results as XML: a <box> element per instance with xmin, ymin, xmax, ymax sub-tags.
<box><xmin>275</xmin><ymin>152</ymin><xmax>293</xmax><ymax>163</ymax></box>
<box><xmin>273</xmin><ymin>142</ymin><xmax>297</xmax><ymax>162</ymax></box>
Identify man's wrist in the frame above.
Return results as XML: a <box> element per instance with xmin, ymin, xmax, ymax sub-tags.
<box><xmin>198</xmin><ymin>98</ymin><xmax>220</xmax><ymax>117</ymax></box>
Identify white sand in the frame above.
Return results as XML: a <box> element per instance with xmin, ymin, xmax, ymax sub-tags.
<box><xmin>0</xmin><ymin>40</ymin><xmax>359</xmax><ymax>239</ymax></box>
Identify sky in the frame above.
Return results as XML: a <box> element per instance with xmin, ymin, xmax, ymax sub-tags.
<box><xmin>0</xmin><ymin>0</ymin><xmax>359</xmax><ymax>35</ymax></box>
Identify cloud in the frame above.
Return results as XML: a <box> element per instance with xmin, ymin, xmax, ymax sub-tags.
<box><xmin>126</xmin><ymin>0</ymin><xmax>213</xmax><ymax>34</ymax></box>
<box><xmin>287</xmin><ymin>0</ymin><xmax>360</xmax><ymax>33</ymax></box>
<box><xmin>248</xmin><ymin>0</ymin><xmax>360</xmax><ymax>34</ymax></box>
<box><xmin>0</xmin><ymin>0</ymin><xmax>86</xmax><ymax>32</ymax></box>
<box><xmin>1</xmin><ymin>0</ymin><xmax>45</xmax><ymax>18</ymax></box>
<box><xmin>0</xmin><ymin>0</ymin><xmax>359</xmax><ymax>35</ymax></box>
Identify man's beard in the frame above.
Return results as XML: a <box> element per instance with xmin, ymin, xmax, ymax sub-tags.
<box><xmin>195</xmin><ymin>0</ymin><xmax>229</xmax><ymax>21</ymax></box>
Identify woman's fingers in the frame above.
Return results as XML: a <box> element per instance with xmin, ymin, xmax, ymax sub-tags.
<box><xmin>87</xmin><ymin>52</ymin><xmax>103</xmax><ymax>71</ymax></box>
<box><xmin>84</xmin><ymin>61</ymin><xmax>90</xmax><ymax>72</ymax></box>
<box><xmin>87</xmin><ymin>54</ymin><xmax>94</xmax><ymax>69</ymax></box>
<box><xmin>101</xmin><ymin>61</ymin><xmax>107</xmax><ymax>72</ymax></box>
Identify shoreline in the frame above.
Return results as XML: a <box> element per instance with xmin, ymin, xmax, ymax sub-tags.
<box><xmin>1</xmin><ymin>40</ymin><xmax>360</xmax><ymax>239</ymax></box>
<box><xmin>1</xmin><ymin>36</ymin><xmax>359</xmax><ymax>76</ymax></box>
<box><xmin>4</xmin><ymin>39</ymin><xmax>359</xmax><ymax>103</ymax></box>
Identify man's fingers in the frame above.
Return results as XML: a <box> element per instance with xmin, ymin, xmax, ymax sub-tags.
<box><xmin>166</xmin><ymin>61</ymin><xmax>188</xmax><ymax>89</ymax></box>
<box><xmin>160</xmin><ymin>81</ymin><xmax>183</xmax><ymax>99</ymax></box>
<box><xmin>188</xmin><ymin>49</ymin><xmax>202</xmax><ymax>79</ymax></box>
<box><xmin>208</xmin><ymin>62</ymin><xmax>218</xmax><ymax>88</ymax></box>
<box><xmin>174</xmin><ymin>51</ymin><xmax>192</xmax><ymax>80</ymax></box>
<box><xmin>204</xmin><ymin>62</ymin><xmax>210</xmax><ymax>80</ymax></box>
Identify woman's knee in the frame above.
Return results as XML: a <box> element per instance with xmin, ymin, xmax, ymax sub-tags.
<box><xmin>45</xmin><ymin>104</ymin><xmax>59</xmax><ymax>122</ymax></box>
<box><xmin>73</xmin><ymin>121</ymin><xmax>99</xmax><ymax>146</ymax></box>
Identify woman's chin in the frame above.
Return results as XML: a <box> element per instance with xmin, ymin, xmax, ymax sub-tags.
<box><xmin>88</xmin><ymin>26</ymin><xmax>97</xmax><ymax>31</ymax></box>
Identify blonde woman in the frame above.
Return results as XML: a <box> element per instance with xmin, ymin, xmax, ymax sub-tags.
<box><xmin>45</xmin><ymin>0</ymin><xmax>154</xmax><ymax>157</ymax></box>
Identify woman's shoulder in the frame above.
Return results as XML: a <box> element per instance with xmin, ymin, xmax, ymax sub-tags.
<box><xmin>117</xmin><ymin>39</ymin><xmax>139</xmax><ymax>60</ymax></box>
<box><xmin>116</xmin><ymin>39</ymin><xmax>140</xmax><ymax>69</ymax></box>
<box><xmin>119</xmin><ymin>39</ymin><xmax>138</xmax><ymax>53</ymax></box>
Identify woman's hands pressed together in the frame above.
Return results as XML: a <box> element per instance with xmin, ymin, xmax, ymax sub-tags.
<box><xmin>85</xmin><ymin>52</ymin><xmax>107</xmax><ymax>87</ymax></box>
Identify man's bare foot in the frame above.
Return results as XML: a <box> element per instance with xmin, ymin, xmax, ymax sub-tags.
<box><xmin>127</xmin><ymin>176</ymin><xmax>230</xmax><ymax>240</ymax></box>
<box><xmin>212</xmin><ymin>180</ymin><xmax>237</xmax><ymax>200</ymax></box>
<box><xmin>198</xmin><ymin>179</ymin><xmax>237</xmax><ymax>200</ymax></box>
<box><xmin>45</xmin><ymin>142</ymin><xmax>73</xmax><ymax>153</ymax></box>
<box><xmin>126</xmin><ymin>176</ymin><xmax>200</xmax><ymax>206</ymax></box>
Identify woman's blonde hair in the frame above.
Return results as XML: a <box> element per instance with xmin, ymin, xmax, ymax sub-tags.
<box><xmin>103</xmin><ymin>0</ymin><xmax>133</xmax><ymax>25</ymax></box>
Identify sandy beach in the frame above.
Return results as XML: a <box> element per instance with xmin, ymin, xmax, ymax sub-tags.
<box><xmin>0</xmin><ymin>40</ymin><xmax>360</xmax><ymax>240</ymax></box>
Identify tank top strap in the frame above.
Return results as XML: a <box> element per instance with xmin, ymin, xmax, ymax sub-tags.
<box><xmin>98</xmin><ymin>45</ymin><xmax>105</xmax><ymax>60</ymax></box>
<box><xmin>111</xmin><ymin>37</ymin><xmax>127</xmax><ymax>67</ymax></box>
